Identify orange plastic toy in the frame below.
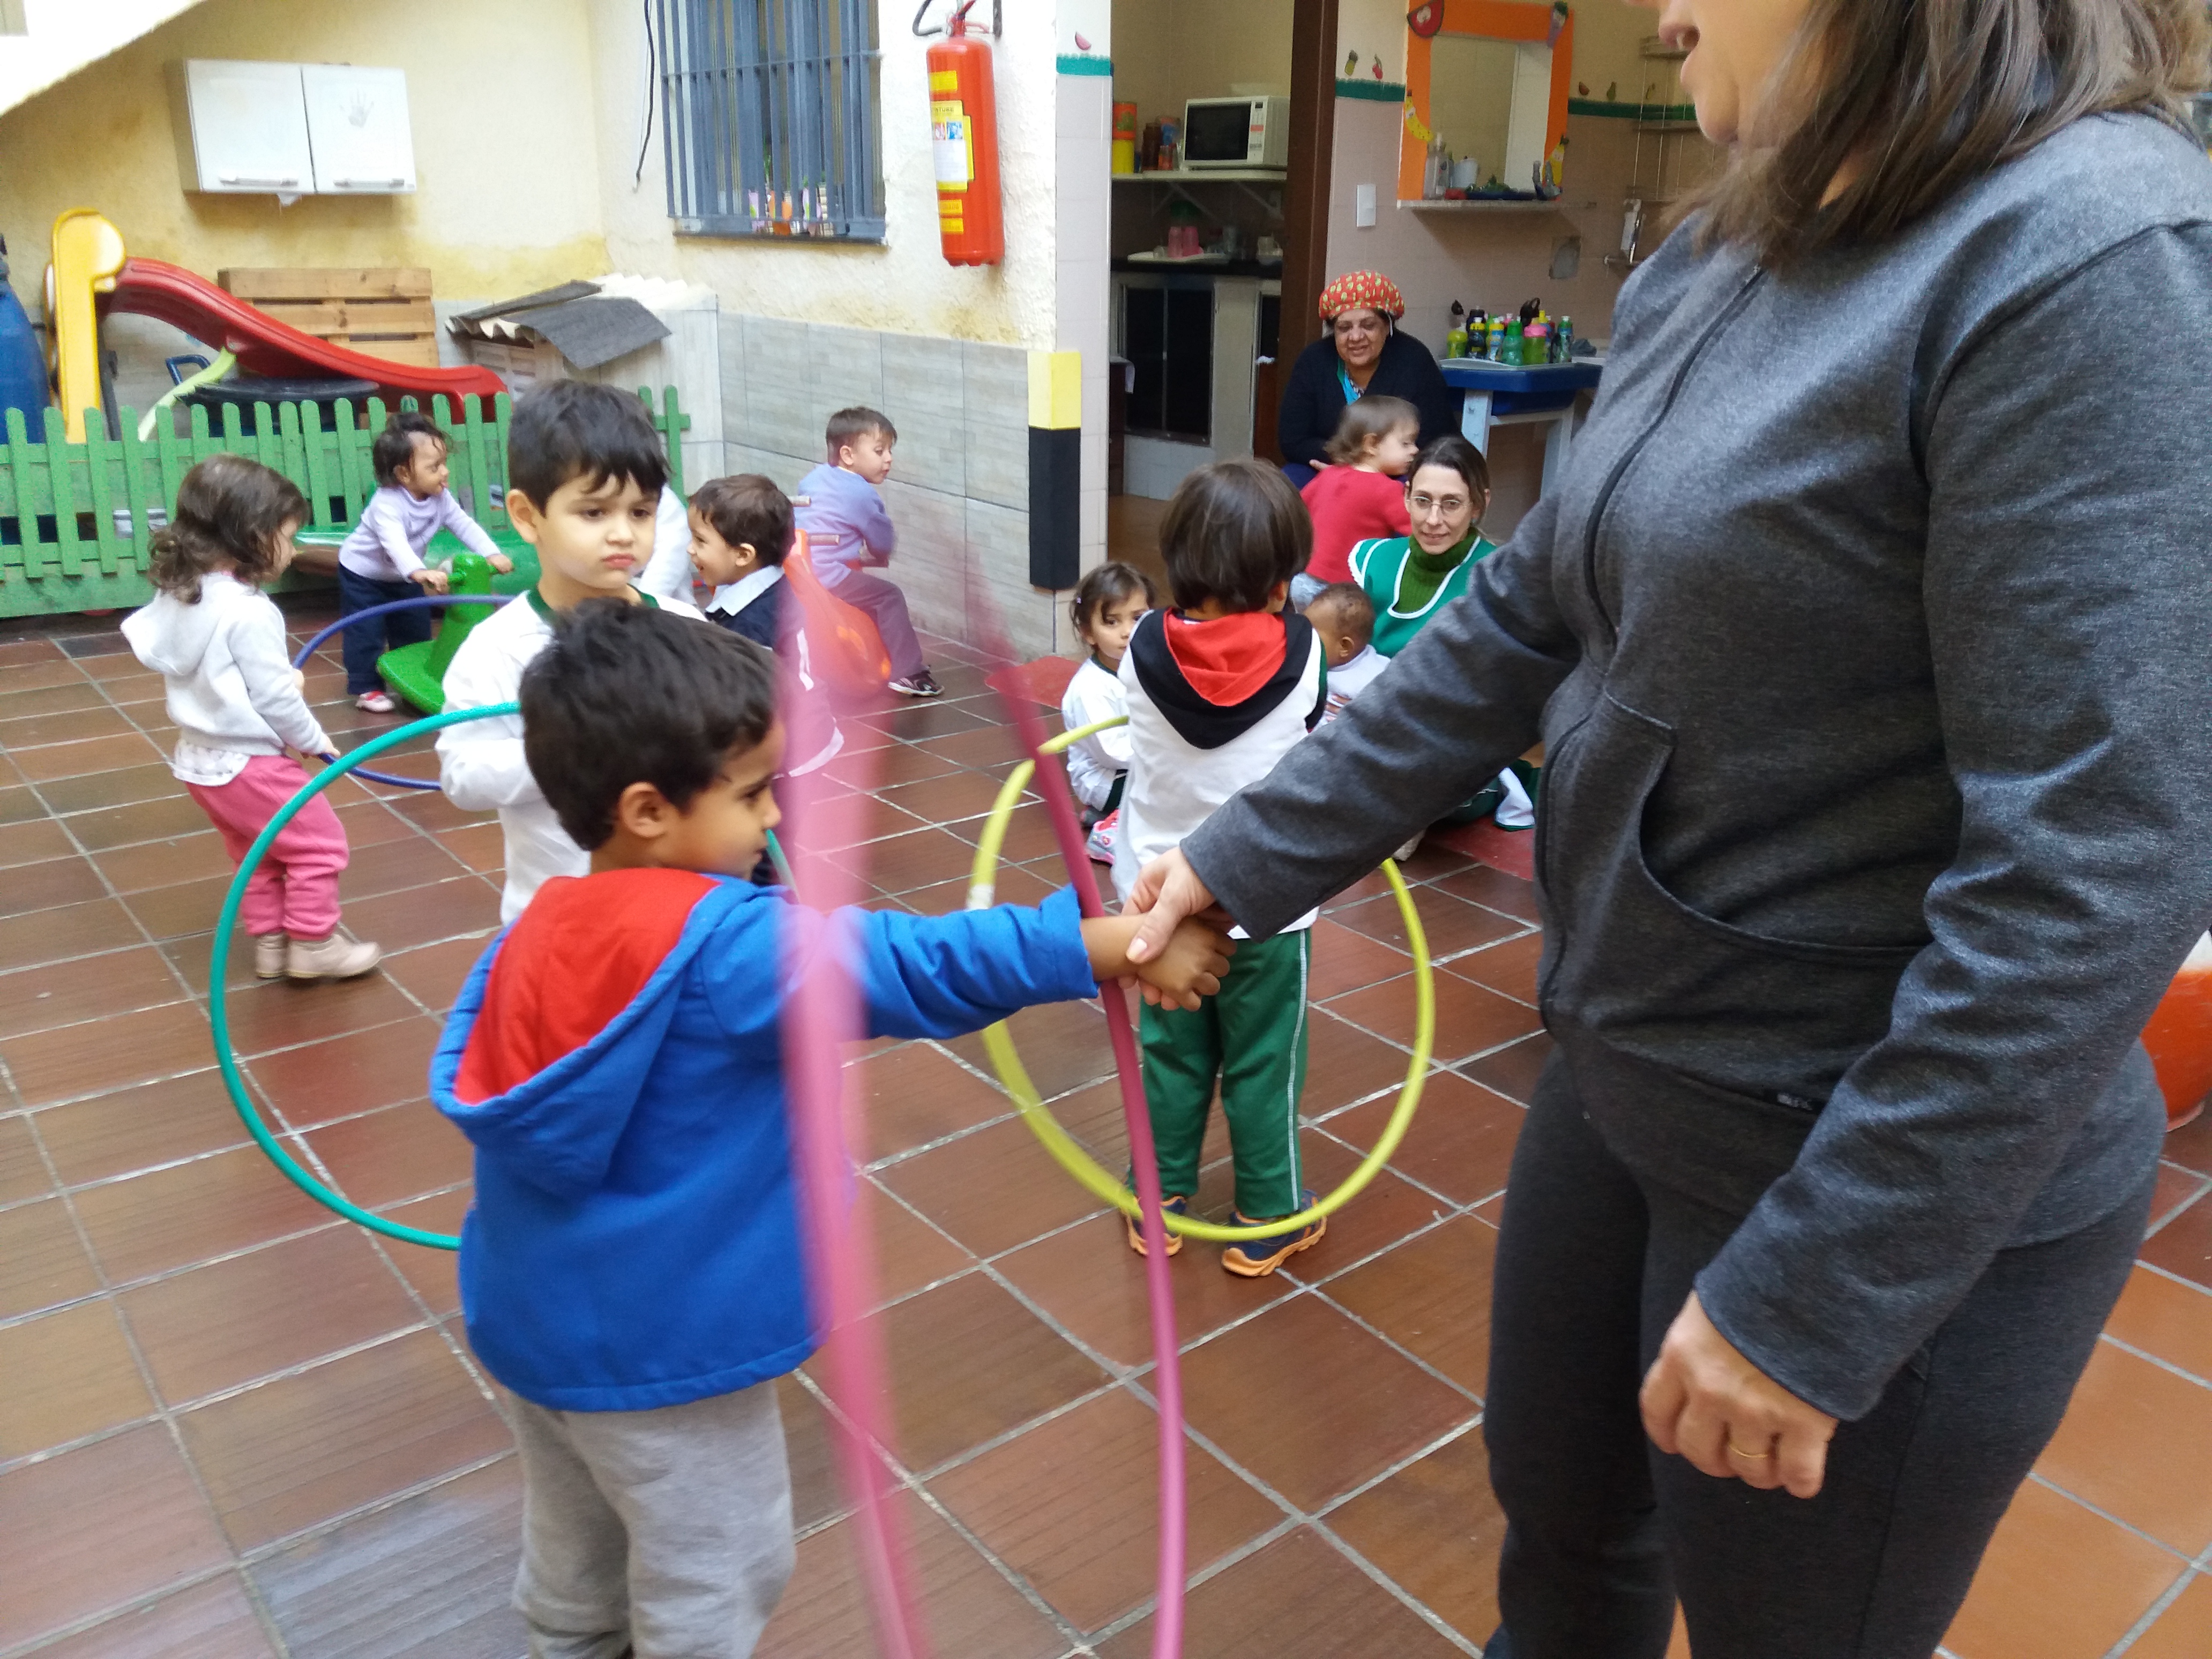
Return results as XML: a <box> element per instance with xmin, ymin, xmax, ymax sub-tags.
<box><xmin>782</xmin><ymin>532</ymin><xmax>892</xmax><ymax>696</ymax></box>
<box><xmin>2143</xmin><ymin>933</ymin><xmax>2212</xmax><ymax>1131</ymax></box>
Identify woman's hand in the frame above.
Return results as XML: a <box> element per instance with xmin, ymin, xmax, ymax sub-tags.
<box><xmin>1122</xmin><ymin>849</ymin><xmax>1228</xmax><ymax>1004</ymax></box>
<box><xmin>1640</xmin><ymin>1291</ymin><xmax>1837</xmax><ymax>1499</ymax></box>
<box><xmin>1081</xmin><ymin>912</ymin><xmax>1234</xmax><ymax>1011</ymax></box>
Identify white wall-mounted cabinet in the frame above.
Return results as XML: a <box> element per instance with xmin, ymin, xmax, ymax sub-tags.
<box><xmin>175</xmin><ymin>59</ymin><xmax>313</xmax><ymax>194</ymax></box>
<box><xmin>172</xmin><ymin>60</ymin><xmax>415</xmax><ymax>196</ymax></box>
<box><xmin>301</xmin><ymin>65</ymin><xmax>416</xmax><ymax>193</ymax></box>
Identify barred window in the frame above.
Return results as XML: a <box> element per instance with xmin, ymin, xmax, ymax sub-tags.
<box><xmin>657</xmin><ymin>0</ymin><xmax>886</xmax><ymax>242</ymax></box>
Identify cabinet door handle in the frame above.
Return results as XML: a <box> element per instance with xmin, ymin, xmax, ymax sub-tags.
<box><xmin>332</xmin><ymin>177</ymin><xmax>407</xmax><ymax>188</ymax></box>
<box><xmin>219</xmin><ymin>175</ymin><xmax>300</xmax><ymax>186</ymax></box>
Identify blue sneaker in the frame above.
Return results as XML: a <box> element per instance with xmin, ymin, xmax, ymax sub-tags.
<box><xmin>1221</xmin><ymin>1191</ymin><xmax>1326</xmax><ymax>1278</ymax></box>
<box><xmin>1087</xmin><ymin>809</ymin><xmax>1119</xmax><ymax>865</ymax></box>
<box><xmin>1124</xmin><ymin>1192</ymin><xmax>1189</xmax><ymax>1258</ymax></box>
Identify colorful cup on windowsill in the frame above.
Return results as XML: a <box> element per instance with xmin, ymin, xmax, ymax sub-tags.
<box><xmin>2143</xmin><ymin>932</ymin><xmax>2212</xmax><ymax>1131</ymax></box>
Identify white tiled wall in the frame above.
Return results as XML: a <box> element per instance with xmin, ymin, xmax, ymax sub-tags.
<box><xmin>719</xmin><ymin>312</ymin><xmax>1059</xmax><ymax>659</ymax></box>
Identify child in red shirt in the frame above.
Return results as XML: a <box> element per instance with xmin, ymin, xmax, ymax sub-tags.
<box><xmin>1295</xmin><ymin>395</ymin><xmax>1418</xmax><ymax>608</ymax></box>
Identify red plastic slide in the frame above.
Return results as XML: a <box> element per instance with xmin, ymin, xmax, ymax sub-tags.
<box><xmin>101</xmin><ymin>257</ymin><xmax>505</xmax><ymax>405</ymax></box>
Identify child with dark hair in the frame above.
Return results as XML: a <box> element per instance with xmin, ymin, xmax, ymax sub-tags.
<box><xmin>431</xmin><ymin>601</ymin><xmax>1231</xmax><ymax>1659</ymax></box>
<box><xmin>1303</xmin><ymin>581</ymin><xmax>1387</xmax><ymax>723</ymax></box>
<box><xmin>336</xmin><ymin>409</ymin><xmax>513</xmax><ymax>712</ymax></box>
<box><xmin>122</xmin><ymin>455</ymin><xmax>380</xmax><ymax>981</ymax></box>
<box><xmin>690</xmin><ymin>472</ymin><xmax>841</xmax><ymax>780</ymax></box>
<box><xmin>793</xmin><ymin>405</ymin><xmax>940</xmax><ymax>698</ymax></box>
<box><xmin>1060</xmin><ymin>561</ymin><xmax>1156</xmax><ymax>864</ymax></box>
<box><xmin>1114</xmin><ymin>458</ymin><xmax>1328</xmax><ymax>1276</ymax></box>
<box><xmin>437</xmin><ymin>382</ymin><xmax>705</xmax><ymax>924</ymax></box>
<box><xmin>1295</xmin><ymin>394</ymin><xmax>1417</xmax><ymax>611</ymax></box>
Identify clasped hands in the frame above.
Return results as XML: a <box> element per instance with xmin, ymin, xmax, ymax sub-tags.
<box><xmin>1122</xmin><ymin>847</ymin><xmax>1840</xmax><ymax>1497</ymax></box>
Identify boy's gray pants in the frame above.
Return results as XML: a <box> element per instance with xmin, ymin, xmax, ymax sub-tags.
<box><xmin>510</xmin><ymin>1379</ymin><xmax>796</xmax><ymax>1659</ymax></box>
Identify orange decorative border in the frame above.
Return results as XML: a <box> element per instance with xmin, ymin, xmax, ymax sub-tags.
<box><xmin>1399</xmin><ymin>1</ymin><xmax>1575</xmax><ymax>200</ymax></box>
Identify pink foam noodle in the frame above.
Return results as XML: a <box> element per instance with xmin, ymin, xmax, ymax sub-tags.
<box><xmin>976</xmin><ymin>606</ymin><xmax>1190</xmax><ymax>1657</ymax></box>
<box><xmin>774</xmin><ymin>645</ymin><xmax>932</xmax><ymax>1658</ymax></box>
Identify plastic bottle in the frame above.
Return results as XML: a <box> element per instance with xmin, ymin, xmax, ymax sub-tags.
<box><xmin>1556</xmin><ymin>315</ymin><xmax>1574</xmax><ymax>362</ymax></box>
<box><xmin>1525</xmin><ymin>322</ymin><xmax>1549</xmax><ymax>365</ymax></box>
<box><xmin>1445</xmin><ymin>302</ymin><xmax>1469</xmax><ymax>360</ymax></box>
<box><xmin>0</xmin><ymin>237</ymin><xmax>46</xmax><ymax>432</ymax></box>
<box><xmin>1484</xmin><ymin>317</ymin><xmax>1505</xmax><ymax>361</ymax></box>
<box><xmin>1504</xmin><ymin>319</ymin><xmax>1525</xmax><ymax>367</ymax></box>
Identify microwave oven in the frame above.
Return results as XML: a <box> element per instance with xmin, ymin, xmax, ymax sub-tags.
<box><xmin>1180</xmin><ymin>96</ymin><xmax>1291</xmax><ymax>169</ymax></box>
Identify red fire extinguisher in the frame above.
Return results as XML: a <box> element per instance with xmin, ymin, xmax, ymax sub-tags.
<box><xmin>928</xmin><ymin>0</ymin><xmax>1003</xmax><ymax>266</ymax></box>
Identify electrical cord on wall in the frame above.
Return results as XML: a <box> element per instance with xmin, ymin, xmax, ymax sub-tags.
<box><xmin>634</xmin><ymin>0</ymin><xmax>656</xmax><ymax>188</ymax></box>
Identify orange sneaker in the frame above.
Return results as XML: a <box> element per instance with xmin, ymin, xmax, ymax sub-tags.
<box><xmin>1124</xmin><ymin>1193</ymin><xmax>1190</xmax><ymax>1257</ymax></box>
<box><xmin>1221</xmin><ymin>1194</ymin><xmax>1326</xmax><ymax>1277</ymax></box>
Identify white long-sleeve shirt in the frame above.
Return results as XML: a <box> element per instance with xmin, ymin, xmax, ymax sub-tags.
<box><xmin>338</xmin><ymin>485</ymin><xmax>503</xmax><ymax>581</ymax></box>
<box><xmin>636</xmin><ymin>485</ymin><xmax>698</xmax><ymax>604</ymax></box>
<box><xmin>1059</xmin><ymin>655</ymin><xmax>1132</xmax><ymax>812</ymax></box>
<box><xmin>437</xmin><ymin>588</ymin><xmax>704</xmax><ymax>923</ymax></box>
<box><xmin>122</xmin><ymin>571</ymin><xmax>334</xmax><ymax>785</ymax></box>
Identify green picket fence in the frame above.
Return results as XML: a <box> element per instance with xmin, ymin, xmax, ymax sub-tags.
<box><xmin>0</xmin><ymin>386</ymin><xmax>691</xmax><ymax>618</ymax></box>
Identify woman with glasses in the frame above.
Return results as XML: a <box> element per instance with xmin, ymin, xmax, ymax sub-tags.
<box><xmin>1122</xmin><ymin>0</ymin><xmax>2212</xmax><ymax>1652</ymax></box>
<box><xmin>1276</xmin><ymin>271</ymin><xmax>1460</xmax><ymax>488</ymax></box>
<box><xmin>1348</xmin><ymin>434</ymin><xmax>1533</xmax><ymax>846</ymax></box>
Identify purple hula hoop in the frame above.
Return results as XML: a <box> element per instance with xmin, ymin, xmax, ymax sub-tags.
<box><xmin>292</xmin><ymin>593</ymin><xmax>517</xmax><ymax>790</ymax></box>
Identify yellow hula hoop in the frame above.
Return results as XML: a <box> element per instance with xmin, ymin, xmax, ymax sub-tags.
<box><xmin>969</xmin><ymin>716</ymin><xmax>1437</xmax><ymax>1242</ymax></box>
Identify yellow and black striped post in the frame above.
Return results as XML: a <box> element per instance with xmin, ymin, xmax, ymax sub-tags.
<box><xmin>1027</xmin><ymin>349</ymin><xmax>1081</xmax><ymax>589</ymax></box>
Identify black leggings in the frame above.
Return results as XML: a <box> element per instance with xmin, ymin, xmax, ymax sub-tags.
<box><xmin>1481</xmin><ymin>1055</ymin><xmax>2151</xmax><ymax>1659</ymax></box>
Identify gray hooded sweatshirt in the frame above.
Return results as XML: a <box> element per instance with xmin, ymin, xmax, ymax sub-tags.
<box><xmin>1187</xmin><ymin>113</ymin><xmax>2212</xmax><ymax>1419</ymax></box>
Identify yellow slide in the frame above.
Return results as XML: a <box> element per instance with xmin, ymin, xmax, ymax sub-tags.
<box><xmin>46</xmin><ymin>209</ymin><xmax>125</xmax><ymax>442</ymax></box>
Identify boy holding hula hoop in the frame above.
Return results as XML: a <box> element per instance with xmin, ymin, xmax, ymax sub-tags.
<box><xmin>431</xmin><ymin>602</ymin><xmax>1230</xmax><ymax>1657</ymax></box>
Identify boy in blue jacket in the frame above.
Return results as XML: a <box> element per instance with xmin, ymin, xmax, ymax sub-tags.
<box><xmin>430</xmin><ymin>601</ymin><xmax>1229</xmax><ymax>1659</ymax></box>
<box><xmin>793</xmin><ymin>405</ymin><xmax>941</xmax><ymax>698</ymax></box>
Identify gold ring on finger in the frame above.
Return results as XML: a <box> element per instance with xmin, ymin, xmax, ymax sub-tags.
<box><xmin>1727</xmin><ymin>1440</ymin><xmax>1775</xmax><ymax>1460</ymax></box>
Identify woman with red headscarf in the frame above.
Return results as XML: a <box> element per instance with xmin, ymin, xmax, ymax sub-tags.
<box><xmin>1276</xmin><ymin>271</ymin><xmax>1461</xmax><ymax>486</ymax></box>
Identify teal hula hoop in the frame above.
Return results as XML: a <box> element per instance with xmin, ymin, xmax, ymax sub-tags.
<box><xmin>207</xmin><ymin>702</ymin><xmax>520</xmax><ymax>1251</ymax></box>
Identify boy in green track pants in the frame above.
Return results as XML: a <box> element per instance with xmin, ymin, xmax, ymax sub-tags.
<box><xmin>1110</xmin><ymin>459</ymin><xmax>1331</xmax><ymax>1276</ymax></box>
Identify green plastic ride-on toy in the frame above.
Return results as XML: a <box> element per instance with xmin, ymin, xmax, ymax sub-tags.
<box><xmin>297</xmin><ymin>522</ymin><xmax>540</xmax><ymax>714</ymax></box>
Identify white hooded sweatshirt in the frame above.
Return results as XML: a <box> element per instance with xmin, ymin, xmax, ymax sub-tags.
<box><xmin>121</xmin><ymin>571</ymin><xmax>334</xmax><ymax>786</ymax></box>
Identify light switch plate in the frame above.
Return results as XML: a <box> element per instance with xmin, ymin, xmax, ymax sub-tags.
<box><xmin>1355</xmin><ymin>184</ymin><xmax>1377</xmax><ymax>228</ymax></box>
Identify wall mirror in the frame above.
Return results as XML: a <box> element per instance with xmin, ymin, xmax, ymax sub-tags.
<box><xmin>1399</xmin><ymin>1</ymin><xmax>1575</xmax><ymax>200</ymax></box>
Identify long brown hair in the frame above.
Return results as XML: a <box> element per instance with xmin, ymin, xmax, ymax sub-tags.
<box><xmin>148</xmin><ymin>454</ymin><xmax>307</xmax><ymax>602</ymax></box>
<box><xmin>1701</xmin><ymin>0</ymin><xmax>2210</xmax><ymax>264</ymax></box>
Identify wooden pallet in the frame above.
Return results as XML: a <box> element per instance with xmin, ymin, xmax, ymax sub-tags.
<box><xmin>215</xmin><ymin>267</ymin><xmax>442</xmax><ymax>368</ymax></box>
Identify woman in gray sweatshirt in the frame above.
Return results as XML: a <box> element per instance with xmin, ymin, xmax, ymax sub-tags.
<box><xmin>1124</xmin><ymin>1</ymin><xmax>2212</xmax><ymax>1654</ymax></box>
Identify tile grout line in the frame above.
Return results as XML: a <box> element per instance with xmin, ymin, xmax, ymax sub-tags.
<box><xmin>6</xmin><ymin>639</ymin><xmax>508</xmax><ymax>1650</ymax></box>
<box><xmin>2102</xmin><ymin>1525</ymin><xmax>2212</xmax><ymax>1655</ymax></box>
<box><xmin>9</xmin><ymin>667</ymin><xmax>310</xmax><ymax>1653</ymax></box>
<box><xmin>2096</xmin><ymin>1330</ymin><xmax>2212</xmax><ymax>1394</ymax></box>
<box><xmin>2023</xmin><ymin>1469</ymin><xmax>2200</xmax><ymax>1566</ymax></box>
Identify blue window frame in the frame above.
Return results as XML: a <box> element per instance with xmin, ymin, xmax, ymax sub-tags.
<box><xmin>659</xmin><ymin>0</ymin><xmax>886</xmax><ymax>242</ymax></box>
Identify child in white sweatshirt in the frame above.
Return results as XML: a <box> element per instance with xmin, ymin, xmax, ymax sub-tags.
<box><xmin>122</xmin><ymin>455</ymin><xmax>381</xmax><ymax>981</ymax></box>
<box><xmin>1060</xmin><ymin>561</ymin><xmax>1155</xmax><ymax>864</ymax></box>
<box><xmin>437</xmin><ymin>383</ymin><xmax>703</xmax><ymax>925</ymax></box>
<box><xmin>337</xmin><ymin>410</ymin><xmax>512</xmax><ymax>713</ymax></box>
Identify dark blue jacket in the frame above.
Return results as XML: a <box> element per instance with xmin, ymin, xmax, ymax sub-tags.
<box><xmin>430</xmin><ymin>872</ymin><xmax>1095</xmax><ymax>1411</ymax></box>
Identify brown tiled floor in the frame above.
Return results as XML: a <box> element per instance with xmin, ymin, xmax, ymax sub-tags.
<box><xmin>2</xmin><ymin>603</ymin><xmax>2211</xmax><ymax>1658</ymax></box>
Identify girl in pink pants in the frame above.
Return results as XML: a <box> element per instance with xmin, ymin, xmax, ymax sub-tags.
<box><xmin>122</xmin><ymin>456</ymin><xmax>382</xmax><ymax>981</ymax></box>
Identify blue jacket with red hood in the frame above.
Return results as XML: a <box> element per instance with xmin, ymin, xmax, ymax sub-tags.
<box><xmin>430</xmin><ymin>869</ymin><xmax>1095</xmax><ymax>1413</ymax></box>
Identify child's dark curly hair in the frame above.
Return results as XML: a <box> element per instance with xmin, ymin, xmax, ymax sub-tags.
<box><xmin>1067</xmin><ymin>560</ymin><xmax>1158</xmax><ymax>636</ymax></box>
<box><xmin>147</xmin><ymin>454</ymin><xmax>309</xmax><ymax>603</ymax></box>
<box><xmin>371</xmin><ymin>409</ymin><xmax>449</xmax><ymax>488</ymax></box>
